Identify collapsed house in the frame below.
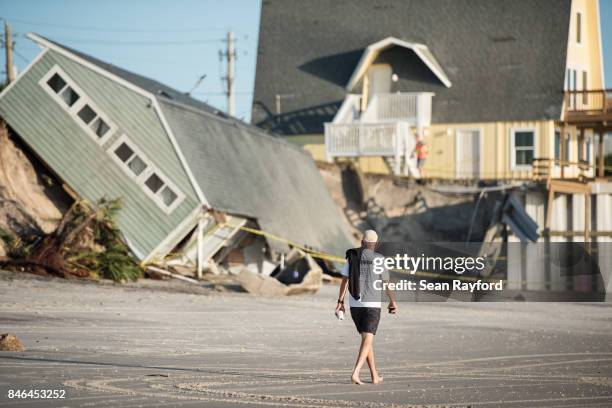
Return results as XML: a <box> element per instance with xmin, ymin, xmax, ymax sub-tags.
<box><xmin>0</xmin><ymin>33</ymin><xmax>354</xmax><ymax>278</ymax></box>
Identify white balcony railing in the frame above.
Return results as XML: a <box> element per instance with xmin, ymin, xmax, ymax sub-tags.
<box><xmin>324</xmin><ymin>92</ymin><xmax>432</xmax><ymax>176</ymax></box>
<box><xmin>325</xmin><ymin>122</ymin><xmax>406</xmax><ymax>157</ymax></box>
<box><xmin>360</xmin><ymin>92</ymin><xmax>433</xmax><ymax>128</ymax></box>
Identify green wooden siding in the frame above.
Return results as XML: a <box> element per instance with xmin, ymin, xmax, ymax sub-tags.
<box><xmin>0</xmin><ymin>49</ymin><xmax>200</xmax><ymax>258</ymax></box>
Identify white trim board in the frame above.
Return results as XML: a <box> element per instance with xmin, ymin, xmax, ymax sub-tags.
<box><xmin>346</xmin><ymin>37</ymin><xmax>452</xmax><ymax>91</ymax></box>
<box><xmin>0</xmin><ymin>48</ymin><xmax>49</xmax><ymax>101</ymax></box>
<box><xmin>28</xmin><ymin>33</ymin><xmax>154</xmax><ymax>100</ymax></box>
<box><xmin>144</xmin><ymin>205</ymin><xmax>203</xmax><ymax>262</ymax></box>
<box><xmin>26</xmin><ymin>32</ymin><xmax>209</xmax><ymax>207</ymax></box>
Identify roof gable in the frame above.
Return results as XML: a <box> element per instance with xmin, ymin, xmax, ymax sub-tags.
<box><xmin>28</xmin><ymin>33</ymin><xmax>226</xmax><ymax>117</ymax></box>
<box><xmin>27</xmin><ymin>32</ymin><xmax>209</xmax><ymax>206</ymax></box>
<box><xmin>347</xmin><ymin>37</ymin><xmax>452</xmax><ymax>90</ymax></box>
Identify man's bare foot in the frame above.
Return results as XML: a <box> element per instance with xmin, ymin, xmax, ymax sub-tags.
<box><xmin>372</xmin><ymin>375</ymin><xmax>384</xmax><ymax>384</ymax></box>
<box><xmin>351</xmin><ymin>375</ymin><xmax>364</xmax><ymax>385</ymax></box>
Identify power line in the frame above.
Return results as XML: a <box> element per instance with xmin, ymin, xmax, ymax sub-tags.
<box><xmin>192</xmin><ymin>91</ymin><xmax>252</xmax><ymax>96</ymax></box>
<box><xmin>12</xmin><ymin>47</ymin><xmax>29</xmax><ymax>64</ymax></box>
<box><xmin>0</xmin><ymin>16</ymin><xmax>243</xmax><ymax>34</ymax></box>
<box><xmin>16</xmin><ymin>33</ymin><xmax>224</xmax><ymax>46</ymax></box>
<box><xmin>194</xmin><ymin>94</ymin><xmax>253</xmax><ymax>99</ymax></box>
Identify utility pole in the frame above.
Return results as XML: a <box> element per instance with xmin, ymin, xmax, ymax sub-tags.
<box><xmin>221</xmin><ymin>31</ymin><xmax>236</xmax><ymax>117</ymax></box>
<box><xmin>4</xmin><ymin>21</ymin><xmax>15</xmax><ymax>84</ymax></box>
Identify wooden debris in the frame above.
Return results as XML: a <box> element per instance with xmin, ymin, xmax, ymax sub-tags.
<box><xmin>237</xmin><ymin>249</ymin><xmax>322</xmax><ymax>296</ymax></box>
<box><xmin>146</xmin><ymin>266</ymin><xmax>199</xmax><ymax>284</ymax></box>
<box><xmin>0</xmin><ymin>199</ymin><xmax>142</xmax><ymax>282</ymax></box>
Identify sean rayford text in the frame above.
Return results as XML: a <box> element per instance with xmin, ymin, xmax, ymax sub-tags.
<box><xmin>374</xmin><ymin>279</ymin><xmax>504</xmax><ymax>292</ymax></box>
<box><xmin>373</xmin><ymin>254</ymin><xmax>487</xmax><ymax>275</ymax></box>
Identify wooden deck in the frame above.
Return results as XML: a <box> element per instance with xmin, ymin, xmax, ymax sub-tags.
<box><xmin>564</xmin><ymin>89</ymin><xmax>612</xmax><ymax>126</ymax></box>
<box><xmin>562</xmin><ymin>89</ymin><xmax>611</xmax><ymax>178</ymax></box>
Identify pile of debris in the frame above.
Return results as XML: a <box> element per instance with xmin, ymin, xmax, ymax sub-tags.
<box><xmin>236</xmin><ymin>248</ymin><xmax>323</xmax><ymax>296</ymax></box>
<box><xmin>149</xmin><ymin>220</ymin><xmax>327</xmax><ymax>296</ymax></box>
<box><xmin>0</xmin><ymin>199</ymin><xmax>142</xmax><ymax>282</ymax></box>
<box><xmin>0</xmin><ymin>125</ymin><xmax>142</xmax><ymax>282</ymax></box>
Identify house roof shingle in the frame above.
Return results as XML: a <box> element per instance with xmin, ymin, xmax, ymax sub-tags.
<box><xmin>158</xmin><ymin>98</ymin><xmax>354</xmax><ymax>256</ymax></box>
<box><xmin>252</xmin><ymin>0</ymin><xmax>572</xmax><ymax>135</ymax></box>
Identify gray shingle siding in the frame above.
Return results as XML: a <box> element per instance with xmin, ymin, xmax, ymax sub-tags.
<box><xmin>159</xmin><ymin>99</ymin><xmax>354</xmax><ymax>257</ymax></box>
<box><xmin>252</xmin><ymin>0</ymin><xmax>571</xmax><ymax>135</ymax></box>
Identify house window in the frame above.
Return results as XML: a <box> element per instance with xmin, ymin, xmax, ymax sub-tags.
<box><xmin>114</xmin><ymin>142</ymin><xmax>135</xmax><ymax>162</ymax></box>
<box><xmin>582</xmin><ymin>71</ymin><xmax>588</xmax><ymax>104</ymax></box>
<box><xmin>77</xmin><ymin>104</ymin><xmax>96</xmax><ymax>124</ymax></box>
<box><xmin>511</xmin><ymin>129</ymin><xmax>535</xmax><ymax>169</ymax></box>
<box><xmin>40</xmin><ymin>65</ymin><xmax>115</xmax><ymax>144</ymax></box>
<box><xmin>160</xmin><ymin>186</ymin><xmax>178</xmax><ymax>206</ymax></box>
<box><xmin>145</xmin><ymin>173</ymin><xmax>164</xmax><ymax>193</ymax></box>
<box><xmin>566</xmin><ymin>68</ymin><xmax>579</xmax><ymax>109</ymax></box>
<box><xmin>47</xmin><ymin>73</ymin><xmax>67</xmax><ymax>93</ymax></box>
<box><xmin>114</xmin><ymin>142</ymin><xmax>148</xmax><ymax>177</ymax></box>
<box><xmin>109</xmin><ymin>136</ymin><xmax>183</xmax><ymax>213</ymax></box>
<box><xmin>46</xmin><ymin>73</ymin><xmax>80</xmax><ymax>107</ymax></box>
<box><xmin>576</xmin><ymin>12</ymin><xmax>582</xmax><ymax>44</ymax></box>
<box><xmin>554</xmin><ymin>131</ymin><xmax>561</xmax><ymax>160</ymax></box>
<box><xmin>586</xmin><ymin>137</ymin><xmax>591</xmax><ymax>163</ymax></box>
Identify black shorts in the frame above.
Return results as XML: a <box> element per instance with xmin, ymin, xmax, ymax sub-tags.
<box><xmin>350</xmin><ymin>307</ymin><xmax>381</xmax><ymax>335</ymax></box>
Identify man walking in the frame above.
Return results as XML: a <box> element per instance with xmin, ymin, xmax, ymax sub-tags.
<box><xmin>335</xmin><ymin>230</ymin><xmax>397</xmax><ymax>385</ymax></box>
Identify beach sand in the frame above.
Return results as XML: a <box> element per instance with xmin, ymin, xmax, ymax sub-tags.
<box><xmin>1</xmin><ymin>270</ymin><xmax>611</xmax><ymax>407</ymax></box>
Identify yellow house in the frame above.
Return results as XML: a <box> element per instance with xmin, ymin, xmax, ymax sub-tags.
<box><xmin>252</xmin><ymin>0</ymin><xmax>609</xmax><ymax>180</ymax></box>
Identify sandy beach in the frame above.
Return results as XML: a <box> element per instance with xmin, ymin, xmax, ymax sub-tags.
<box><xmin>1</xmin><ymin>270</ymin><xmax>612</xmax><ymax>407</ymax></box>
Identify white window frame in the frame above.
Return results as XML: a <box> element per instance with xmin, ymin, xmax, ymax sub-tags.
<box><xmin>108</xmin><ymin>134</ymin><xmax>185</xmax><ymax>214</ymax></box>
<box><xmin>39</xmin><ymin>65</ymin><xmax>116</xmax><ymax>145</ymax></box>
<box><xmin>565</xmin><ymin>64</ymin><xmax>588</xmax><ymax>111</ymax></box>
<box><xmin>510</xmin><ymin>127</ymin><xmax>537</xmax><ymax>171</ymax></box>
<box><xmin>574</xmin><ymin>9</ymin><xmax>584</xmax><ymax>46</ymax></box>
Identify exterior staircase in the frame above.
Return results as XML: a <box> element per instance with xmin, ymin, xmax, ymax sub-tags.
<box><xmin>324</xmin><ymin>92</ymin><xmax>433</xmax><ymax>177</ymax></box>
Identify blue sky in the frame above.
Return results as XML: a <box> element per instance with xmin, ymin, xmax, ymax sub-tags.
<box><xmin>0</xmin><ymin>0</ymin><xmax>261</xmax><ymax>121</ymax></box>
<box><xmin>1</xmin><ymin>0</ymin><xmax>611</xmax><ymax>123</ymax></box>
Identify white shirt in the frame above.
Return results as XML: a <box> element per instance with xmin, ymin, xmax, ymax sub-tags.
<box><xmin>340</xmin><ymin>250</ymin><xmax>389</xmax><ymax>308</ymax></box>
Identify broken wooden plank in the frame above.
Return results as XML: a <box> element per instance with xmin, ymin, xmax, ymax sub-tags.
<box><xmin>146</xmin><ymin>266</ymin><xmax>199</xmax><ymax>284</ymax></box>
